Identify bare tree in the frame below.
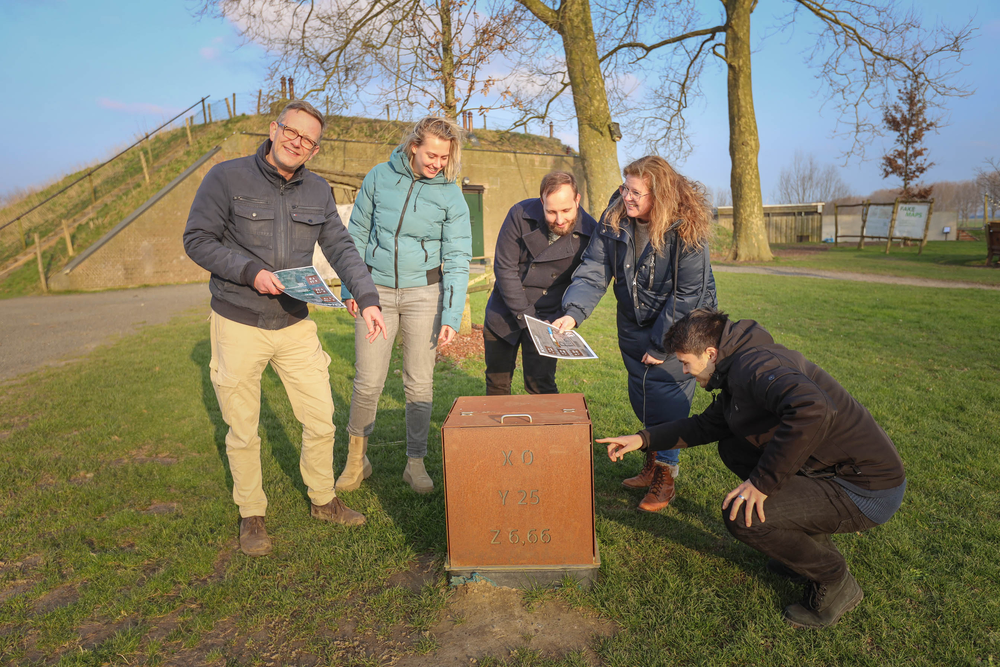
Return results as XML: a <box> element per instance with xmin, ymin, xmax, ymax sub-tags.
<box><xmin>508</xmin><ymin>0</ymin><xmax>725</xmax><ymax>210</ymax></box>
<box><xmin>198</xmin><ymin>0</ymin><xmax>525</xmax><ymax>120</ymax></box>
<box><xmin>711</xmin><ymin>186</ymin><xmax>732</xmax><ymax>207</ymax></box>
<box><xmin>976</xmin><ymin>158</ymin><xmax>1000</xmax><ymax>219</ymax></box>
<box><xmin>712</xmin><ymin>0</ymin><xmax>974</xmax><ymax>261</ymax></box>
<box><xmin>774</xmin><ymin>151</ymin><xmax>850</xmax><ymax>204</ymax></box>
<box><xmin>929</xmin><ymin>180</ymin><xmax>979</xmax><ymax>222</ymax></box>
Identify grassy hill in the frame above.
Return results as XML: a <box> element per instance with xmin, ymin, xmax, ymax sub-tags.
<box><xmin>0</xmin><ymin>113</ymin><xmax>571</xmax><ymax>299</ymax></box>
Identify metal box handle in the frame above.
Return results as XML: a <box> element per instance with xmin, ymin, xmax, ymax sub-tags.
<box><xmin>499</xmin><ymin>413</ymin><xmax>533</xmax><ymax>424</ymax></box>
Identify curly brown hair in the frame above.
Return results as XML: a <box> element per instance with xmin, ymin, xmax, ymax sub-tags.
<box><xmin>603</xmin><ymin>156</ymin><xmax>712</xmax><ymax>251</ymax></box>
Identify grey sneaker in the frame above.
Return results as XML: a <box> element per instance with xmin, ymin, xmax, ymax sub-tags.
<box><xmin>783</xmin><ymin>571</ymin><xmax>863</xmax><ymax>629</ymax></box>
<box><xmin>239</xmin><ymin>516</ymin><xmax>272</xmax><ymax>557</ymax></box>
<box><xmin>311</xmin><ymin>496</ymin><xmax>366</xmax><ymax>526</ymax></box>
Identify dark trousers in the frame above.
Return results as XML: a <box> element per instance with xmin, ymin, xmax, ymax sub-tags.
<box><xmin>719</xmin><ymin>437</ymin><xmax>877</xmax><ymax>584</ymax></box>
<box><xmin>483</xmin><ymin>325</ymin><xmax>558</xmax><ymax>395</ymax></box>
<box><xmin>620</xmin><ymin>344</ymin><xmax>695</xmax><ymax>466</ymax></box>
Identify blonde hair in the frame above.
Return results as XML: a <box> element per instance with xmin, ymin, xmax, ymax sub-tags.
<box><xmin>400</xmin><ymin>116</ymin><xmax>463</xmax><ymax>182</ymax></box>
<box><xmin>603</xmin><ymin>156</ymin><xmax>712</xmax><ymax>251</ymax></box>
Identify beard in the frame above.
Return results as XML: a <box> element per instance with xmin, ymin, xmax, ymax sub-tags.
<box><xmin>549</xmin><ymin>211</ymin><xmax>579</xmax><ymax>237</ymax></box>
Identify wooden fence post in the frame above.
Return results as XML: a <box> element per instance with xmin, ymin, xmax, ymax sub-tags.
<box><xmin>17</xmin><ymin>217</ymin><xmax>27</xmax><ymax>251</ymax></box>
<box><xmin>232</xmin><ymin>93</ymin><xmax>236</xmax><ymax>117</ymax></box>
<box><xmin>833</xmin><ymin>203</ymin><xmax>839</xmax><ymax>248</ymax></box>
<box><xmin>884</xmin><ymin>198</ymin><xmax>901</xmax><ymax>254</ymax></box>
<box><xmin>139</xmin><ymin>149</ymin><xmax>150</xmax><ymax>184</ymax></box>
<box><xmin>184</xmin><ymin>117</ymin><xmax>193</xmax><ymax>146</ymax></box>
<box><xmin>208</xmin><ymin>104</ymin><xmax>213</xmax><ymax>124</ymax></box>
<box><xmin>257</xmin><ymin>90</ymin><xmax>262</xmax><ymax>115</ymax></box>
<box><xmin>225</xmin><ymin>97</ymin><xmax>233</xmax><ymax>119</ymax></box>
<box><xmin>201</xmin><ymin>98</ymin><xmax>207</xmax><ymax>125</ymax></box>
<box><xmin>857</xmin><ymin>200</ymin><xmax>869</xmax><ymax>249</ymax></box>
<box><xmin>918</xmin><ymin>198</ymin><xmax>935</xmax><ymax>255</ymax></box>
<box><xmin>62</xmin><ymin>219</ymin><xmax>75</xmax><ymax>256</ymax></box>
<box><xmin>34</xmin><ymin>233</ymin><xmax>47</xmax><ymax>293</ymax></box>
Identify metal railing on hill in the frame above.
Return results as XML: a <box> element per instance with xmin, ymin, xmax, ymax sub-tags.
<box><xmin>0</xmin><ymin>96</ymin><xmax>210</xmax><ymax>268</ymax></box>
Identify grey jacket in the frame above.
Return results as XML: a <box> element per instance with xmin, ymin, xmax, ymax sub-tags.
<box><xmin>485</xmin><ymin>198</ymin><xmax>597</xmax><ymax>343</ymax></box>
<box><xmin>183</xmin><ymin>140</ymin><xmax>379</xmax><ymax>330</ymax></box>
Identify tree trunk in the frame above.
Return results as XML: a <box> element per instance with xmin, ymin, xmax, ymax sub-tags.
<box><xmin>559</xmin><ymin>0</ymin><xmax>621</xmax><ymax>212</ymax></box>
<box><xmin>516</xmin><ymin>0</ymin><xmax>621</xmax><ymax>212</ymax></box>
<box><xmin>440</xmin><ymin>0</ymin><xmax>458</xmax><ymax>120</ymax></box>
<box><xmin>724</xmin><ymin>0</ymin><xmax>772</xmax><ymax>261</ymax></box>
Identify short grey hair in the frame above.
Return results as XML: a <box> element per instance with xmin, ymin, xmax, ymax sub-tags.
<box><xmin>276</xmin><ymin>100</ymin><xmax>326</xmax><ymax>138</ymax></box>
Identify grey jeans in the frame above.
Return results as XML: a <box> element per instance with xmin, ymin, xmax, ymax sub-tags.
<box><xmin>347</xmin><ymin>283</ymin><xmax>442</xmax><ymax>458</ymax></box>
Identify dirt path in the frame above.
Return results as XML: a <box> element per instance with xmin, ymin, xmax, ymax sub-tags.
<box><xmin>0</xmin><ymin>283</ymin><xmax>209</xmax><ymax>383</ymax></box>
<box><xmin>713</xmin><ymin>264</ymin><xmax>1000</xmax><ymax>290</ymax></box>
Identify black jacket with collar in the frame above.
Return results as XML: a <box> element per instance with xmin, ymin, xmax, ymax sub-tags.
<box><xmin>183</xmin><ymin>140</ymin><xmax>379</xmax><ymax>330</ymax></box>
<box><xmin>639</xmin><ymin>319</ymin><xmax>905</xmax><ymax>496</ymax></box>
<box><xmin>484</xmin><ymin>198</ymin><xmax>597</xmax><ymax>343</ymax></box>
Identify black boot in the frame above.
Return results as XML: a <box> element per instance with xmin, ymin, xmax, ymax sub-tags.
<box><xmin>783</xmin><ymin>571</ymin><xmax>863</xmax><ymax>629</ymax></box>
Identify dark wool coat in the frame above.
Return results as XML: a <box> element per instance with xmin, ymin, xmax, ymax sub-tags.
<box><xmin>484</xmin><ymin>198</ymin><xmax>597</xmax><ymax>343</ymax></box>
<box><xmin>639</xmin><ymin>319</ymin><xmax>906</xmax><ymax>496</ymax></box>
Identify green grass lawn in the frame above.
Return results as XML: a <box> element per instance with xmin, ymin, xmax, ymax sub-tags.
<box><xmin>714</xmin><ymin>236</ymin><xmax>1000</xmax><ymax>286</ymax></box>
<box><xmin>1</xmin><ymin>273</ymin><xmax>998</xmax><ymax>665</ymax></box>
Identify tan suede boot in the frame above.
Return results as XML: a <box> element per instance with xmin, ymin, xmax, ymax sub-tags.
<box><xmin>336</xmin><ymin>435</ymin><xmax>372</xmax><ymax>492</ymax></box>
<box><xmin>402</xmin><ymin>457</ymin><xmax>434</xmax><ymax>494</ymax></box>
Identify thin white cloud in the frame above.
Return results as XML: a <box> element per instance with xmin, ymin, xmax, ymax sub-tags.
<box><xmin>97</xmin><ymin>98</ymin><xmax>181</xmax><ymax>116</ymax></box>
<box><xmin>200</xmin><ymin>46</ymin><xmax>221</xmax><ymax>61</ymax></box>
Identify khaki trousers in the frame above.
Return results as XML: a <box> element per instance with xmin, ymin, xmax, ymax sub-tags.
<box><xmin>209</xmin><ymin>312</ymin><xmax>337</xmax><ymax>517</ymax></box>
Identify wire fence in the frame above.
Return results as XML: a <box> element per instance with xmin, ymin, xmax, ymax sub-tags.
<box><xmin>0</xmin><ymin>95</ymin><xmax>268</xmax><ymax>269</ymax></box>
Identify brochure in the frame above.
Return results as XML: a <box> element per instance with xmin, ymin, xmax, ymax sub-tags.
<box><xmin>524</xmin><ymin>314</ymin><xmax>599</xmax><ymax>360</ymax></box>
<box><xmin>273</xmin><ymin>266</ymin><xmax>345</xmax><ymax>308</ymax></box>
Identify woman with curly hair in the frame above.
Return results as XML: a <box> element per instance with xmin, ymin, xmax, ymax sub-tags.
<box><xmin>553</xmin><ymin>156</ymin><xmax>717</xmax><ymax>511</ymax></box>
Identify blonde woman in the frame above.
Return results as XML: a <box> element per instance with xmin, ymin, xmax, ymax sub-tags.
<box><xmin>339</xmin><ymin>117</ymin><xmax>472</xmax><ymax>493</ymax></box>
<box><xmin>553</xmin><ymin>156</ymin><xmax>717</xmax><ymax>511</ymax></box>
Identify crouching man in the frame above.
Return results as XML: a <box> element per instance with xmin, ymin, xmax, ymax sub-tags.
<box><xmin>599</xmin><ymin>309</ymin><xmax>905</xmax><ymax>629</ymax></box>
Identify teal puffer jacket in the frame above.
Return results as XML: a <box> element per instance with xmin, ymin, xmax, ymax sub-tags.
<box><xmin>341</xmin><ymin>146</ymin><xmax>472</xmax><ymax>330</ymax></box>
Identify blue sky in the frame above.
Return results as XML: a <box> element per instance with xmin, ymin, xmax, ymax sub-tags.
<box><xmin>1</xmin><ymin>0</ymin><xmax>997</xmax><ymax>203</ymax></box>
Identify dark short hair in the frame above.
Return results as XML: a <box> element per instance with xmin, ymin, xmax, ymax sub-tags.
<box><xmin>663</xmin><ymin>308</ymin><xmax>729</xmax><ymax>355</ymax></box>
<box><xmin>539</xmin><ymin>171</ymin><xmax>578</xmax><ymax>199</ymax></box>
<box><xmin>277</xmin><ymin>100</ymin><xmax>326</xmax><ymax>136</ymax></box>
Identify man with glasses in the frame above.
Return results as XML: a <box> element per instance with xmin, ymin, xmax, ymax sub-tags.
<box><xmin>184</xmin><ymin>100</ymin><xmax>387</xmax><ymax>557</ymax></box>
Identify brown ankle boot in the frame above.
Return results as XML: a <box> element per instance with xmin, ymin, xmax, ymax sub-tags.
<box><xmin>311</xmin><ymin>496</ymin><xmax>366</xmax><ymax>526</ymax></box>
<box><xmin>239</xmin><ymin>516</ymin><xmax>272</xmax><ymax>556</ymax></box>
<box><xmin>622</xmin><ymin>450</ymin><xmax>657</xmax><ymax>489</ymax></box>
<box><xmin>637</xmin><ymin>462</ymin><xmax>676</xmax><ymax>512</ymax></box>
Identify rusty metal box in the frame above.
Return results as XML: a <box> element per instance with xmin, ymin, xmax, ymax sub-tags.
<box><xmin>441</xmin><ymin>393</ymin><xmax>599</xmax><ymax>587</ymax></box>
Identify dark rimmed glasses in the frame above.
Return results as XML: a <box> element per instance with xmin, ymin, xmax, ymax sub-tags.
<box><xmin>276</xmin><ymin>122</ymin><xmax>319</xmax><ymax>151</ymax></box>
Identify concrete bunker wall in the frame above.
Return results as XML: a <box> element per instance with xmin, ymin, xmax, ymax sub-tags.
<box><xmin>50</xmin><ymin>132</ymin><xmax>586</xmax><ymax>292</ymax></box>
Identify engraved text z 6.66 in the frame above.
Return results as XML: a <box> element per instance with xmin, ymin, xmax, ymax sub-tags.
<box><xmin>489</xmin><ymin>528</ymin><xmax>552</xmax><ymax>545</ymax></box>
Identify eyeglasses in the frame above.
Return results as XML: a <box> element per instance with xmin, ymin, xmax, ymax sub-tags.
<box><xmin>619</xmin><ymin>184</ymin><xmax>650</xmax><ymax>201</ymax></box>
<box><xmin>276</xmin><ymin>122</ymin><xmax>319</xmax><ymax>151</ymax></box>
